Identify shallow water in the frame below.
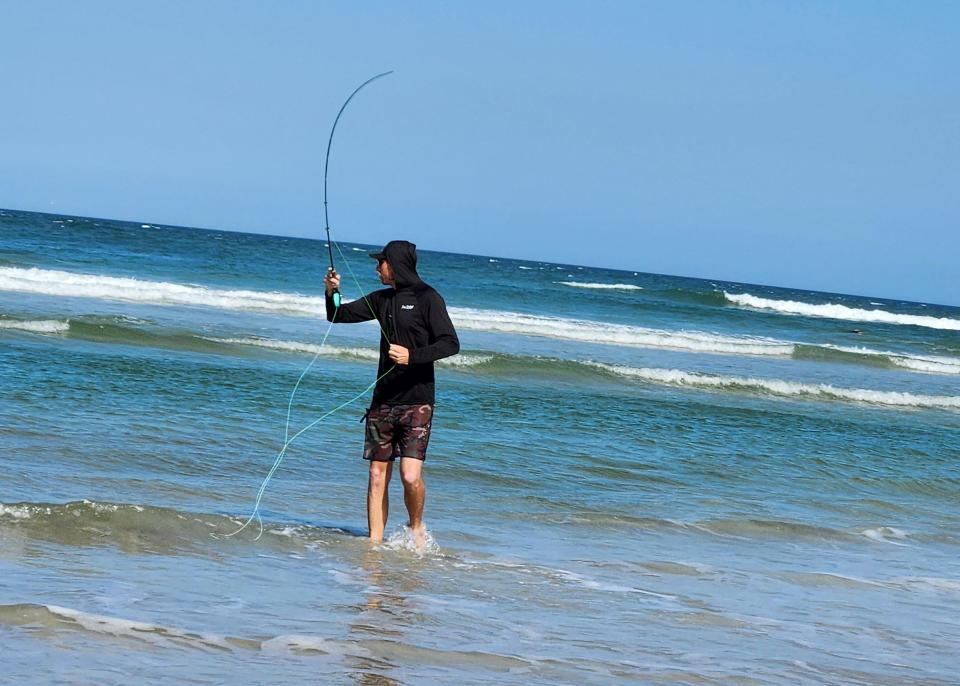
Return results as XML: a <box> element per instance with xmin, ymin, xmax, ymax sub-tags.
<box><xmin>2</xmin><ymin>208</ymin><xmax>959</xmax><ymax>684</ymax></box>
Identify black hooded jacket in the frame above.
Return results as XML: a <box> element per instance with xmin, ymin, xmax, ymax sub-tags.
<box><xmin>325</xmin><ymin>240</ymin><xmax>459</xmax><ymax>406</ymax></box>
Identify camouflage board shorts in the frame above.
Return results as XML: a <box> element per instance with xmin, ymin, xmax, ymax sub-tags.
<box><xmin>363</xmin><ymin>404</ymin><xmax>434</xmax><ymax>462</ymax></box>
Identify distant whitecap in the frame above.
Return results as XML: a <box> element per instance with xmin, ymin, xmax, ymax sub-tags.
<box><xmin>560</xmin><ymin>282</ymin><xmax>643</xmax><ymax>291</ymax></box>
<box><xmin>725</xmin><ymin>292</ymin><xmax>960</xmax><ymax>331</ymax></box>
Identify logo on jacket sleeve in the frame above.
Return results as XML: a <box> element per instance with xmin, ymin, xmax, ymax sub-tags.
<box><xmin>401</xmin><ymin>305</ymin><xmax>415</xmax><ymax>310</ymax></box>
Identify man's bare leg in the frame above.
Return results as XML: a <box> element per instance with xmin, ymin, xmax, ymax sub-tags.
<box><xmin>367</xmin><ymin>460</ymin><xmax>393</xmax><ymax>543</ymax></box>
<box><xmin>400</xmin><ymin>457</ymin><xmax>426</xmax><ymax>547</ymax></box>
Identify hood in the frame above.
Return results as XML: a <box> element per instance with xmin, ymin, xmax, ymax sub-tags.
<box><xmin>378</xmin><ymin>240</ymin><xmax>422</xmax><ymax>289</ymax></box>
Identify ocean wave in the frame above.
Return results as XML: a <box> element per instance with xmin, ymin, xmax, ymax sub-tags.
<box><xmin>887</xmin><ymin>355</ymin><xmax>960</xmax><ymax>375</ymax></box>
<box><xmin>892</xmin><ymin>577</ymin><xmax>960</xmax><ymax>594</ymax></box>
<box><xmin>725</xmin><ymin>292</ymin><xmax>960</xmax><ymax>331</ymax></box>
<box><xmin>206</xmin><ymin>337</ymin><xmax>493</xmax><ymax>367</ymax></box>
<box><xmin>783</xmin><ymin>572</ymin><xmax>887</xmax><ymax>589</ymax></box>
<box><xmin>208</xmin><ymin>337</ymin><xmax>380</xmax><ymax>361</ymax></box>
<box><xmin>0</xmin><ymin>603</ymin><xmax>532</xmax><ymax>667</ymax></box>
<box><xmin>449</xmin><ymin>308</ymin><xmax>793</xmax><ymax>356</ymax></box>
<box><xmin>208</xmin><ymin>341</ymin><xmax>956</xmax><ymax>411</ymax></box>
<box><xmin>559</xmin><ymin>282</ymin><xmax>643</xmax><ymax>291</ymax></box>
<box><xmin>823</xmin><ymin>346</ymin><xmax>960</xmax><ymax>376</ymax></box>
<box><xmin>859</xmin><ymin>526</ymin><xmax>910</xmax><ymax>545</ymax></box>
<box><xmin>0</xmin><ymin>603</ymin><xmax>249</xmax><ymax>651</ymax></box>
<box><xmin>0</xmin><ymin>266</ymin><xmax>791</xmax><ymax>357</ymax></box>
<box><xmin>792</xmin><ymin>344</ymin><xmax>960</xmax><ymax>376</ymax></box>
<box><xmin>0</xmin><ymin>318</ymin><xmax>69</xmax><ymax>334</ymax></box>
<box><xmin>6</xmin><ymin>267</ymin><xmax>956</xmax><ymax>379</ymax></box>
<box><xmin>693</xmin><ymin>518</ymin><xmax>850</xmax><ymax>541</ymax></box>
<box><xmin>0</xmin><ymin>499</ymin><xmax>362</xmax><ymax>554</ymax></box>
<box><xmin>0</xmin><ymin>266</ymin><xmax>324</xmax><ymax>316</ymax></box>
<box><xmin>586</xmin><ymin>362</ymin><xmax>960</xmax><ymax>411</ymax></box>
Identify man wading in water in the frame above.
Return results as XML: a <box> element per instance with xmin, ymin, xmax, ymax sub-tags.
<box><xmin>324</xmin><ymin>240</ymin><xmax>459</xmax><ymax>546</ymax></box>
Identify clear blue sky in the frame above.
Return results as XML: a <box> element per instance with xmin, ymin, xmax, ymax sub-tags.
<box><xmin>1</xmin><ymin>1</ymin><xmax>957</xmax><ymax>304</ymax></box>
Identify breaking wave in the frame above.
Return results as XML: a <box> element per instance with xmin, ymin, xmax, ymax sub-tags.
<box><xmin>0</xmin><ymin>499</ymin><xmax>362</xmax><ymax>553</ymax></box>
<box><xmin>587</xmin><ymin>362</ymin><xmax>960</xmax><ymax>411</ymax></box>
<box><xmin>725</xmin><ymin>292</ymin><xmax>960</xmax><ymax>331</ymax></box>
<box><xmin>207</xmin><ymin>337</ymin><xmax>494</xmax><ymax>367</ymax></box>
<box><xmin>201</xmin><ymin>335</ymin><xmax>960</xmax><ymax>410</ymax></box>
<box><xmin>0</xmin><ymin>267</ymin><xmax>793</xmax><ymax>357</ymax></box>
<box><xmin>822</xmin><ymin>346</ymin><xmax>960</xmax><ymax>375</ymax></box>
<box><xmin>559</xmin><ymin>282</ymin><xmax>643</xmax><ymax>291</ymax></box>
<box><xmin>0</xmin><ymin>266</ymin><xmax>324</xmax><ymax>316</ymax></box>
<box><xmin>4</xmin><ymin>268</ymin><xmax>957</xmax><ymax>377</ymax></box>
<box><xmin>0</xmin><ymin>318</ymin><xmax>69</xmax><ymax>334</ymax></box>
<box><xmin>0</xmin><ymin>602</ymin><xmax>531</xmax><ymax>667</ymax></box>
<box><xmin>449</xmin><ymin>308</ymin><xmax>792</xmax><ymax>356</ymax></box>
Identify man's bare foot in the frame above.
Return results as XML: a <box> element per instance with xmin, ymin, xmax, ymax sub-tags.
<box><xmin>409</xmin><ymin>523</ymin><xmax>426</xmax><ymax>550</ymax></box>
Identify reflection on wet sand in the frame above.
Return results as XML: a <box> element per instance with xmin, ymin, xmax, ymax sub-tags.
<box><xmin>346</xmin><ymin>546</ymin><xmax>427</xmax><ymax>684</ymax></box>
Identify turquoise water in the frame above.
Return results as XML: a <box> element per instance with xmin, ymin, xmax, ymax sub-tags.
<box><xmin>1</xmin><ymin>208</ymin><xmax>959</xmax><ymax>685</ymax></box>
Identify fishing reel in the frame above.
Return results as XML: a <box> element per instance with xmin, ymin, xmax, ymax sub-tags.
<box><xmin>326</xmin><ymin>266</ymin><xmax>342</xmax><ymax>308</ymax></box>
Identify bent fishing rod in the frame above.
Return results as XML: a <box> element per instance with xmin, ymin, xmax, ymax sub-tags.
<box><xmin>323</xmin><ymin>70</ymin><xmax>394</xmax><ymax>307</ymax></box>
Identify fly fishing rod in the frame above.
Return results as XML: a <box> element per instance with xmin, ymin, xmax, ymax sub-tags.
<box><xmin>324</xmin><ymin>70</ymin><xmax>394</xmax><ymax>307</ymax></box>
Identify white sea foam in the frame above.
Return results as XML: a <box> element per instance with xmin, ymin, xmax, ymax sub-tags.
<box><xmin>860</xmin><ymin>527</ymin><xmax>909</xmax><ymax>544</ymax></box>
<box><xmin>207</xmin><ymin>337</ymin><xmax>492</xmax><ymax>367</ymax></box>
<box><xmin>559</xmin><ymin>282</ymin><xmax>643</xmax><ymax>291</ymax></box>
<box><xmin>326</xmin><ymin>569</ymin><xmax>362</xmax><ymax>587</ymax></box>
<box><xmin>449</xmin><ymin>307</ymin><xmax>793</xmax><ymax>356</ymax></box>
<box><xmin>0</xmin><ymin>267</ymin><xmax>325</xmax><ymax>316</ymax></box>
<box><xmin>267</xmin><ymin>526</ymin><xmax>304</xmax><ymax>538</ymax></box>
<box><xmin>0</xmin><ymin>318</ymin><xmax>70</xmax><ymax>334</ymax></box>
<box><xmin>44</xmin><ymin>605</ymin><xmax>234</xmax><ymax>649</ymax></box>
<box><xmin>438</xmin><ymin>352</ymin><xmax>494</xmax><ymax>367</ymax></box>
<box><xmin>888</xmin><ymin>355</ymin><xmax>960</xmax><ymax>375</ymax></box>
<box><xmin>587</xmin><ymin>363</ymin><xmax>960</xmax><ymax>410</ymax></box>
<box><xmin>381</xmin><ymin>525</ymin><xmax>440</xmax><ymax>555</ymax></box>
<box><xmin>824</xmin><ymin>345</ymin><xmax>960</xmax><ymax>375</ymax></box>
<box><xmin>8</xmin><ymin>267</ymin><xmax>952</xmax><ymax>375</ymax></box>
<box><xmin>551</xmin><ymin>569</ymin><xmax>675</xmax><ymax>598</ymax></box>
<box><xmin>725</xmin><ymin>292</ymin><xmax>960</xmax><ymax>331</ymax></box>
<box><xmin>0</xmin><ymin>504</ymin><xmax>35</xmax><ymax>520</ymax></box>
<box><xmin>893</xmin><ymin>577</ymin><xmax>960</xmax><ymax>593</ymax></box>
<box><xmin>261</xmin><ymin>634</ymin><xmax>360</xmax><ymax>657</ymax></box>
<box><xmin>209</xmin><ymin>337</ymin><xmax>380</xmax><ymax>361</ymax></box>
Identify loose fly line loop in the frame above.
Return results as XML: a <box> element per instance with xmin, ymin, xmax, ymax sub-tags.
<box><xmin>220</xmin><ymin>71</ymin><xmax>395</xmax><ymax>539</ymax></box>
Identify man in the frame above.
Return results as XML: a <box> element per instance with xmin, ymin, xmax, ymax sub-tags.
<box><xmin>323</xmin><ymin>240</ymin><xmax>459</xmax><ymax>545</ymax></box>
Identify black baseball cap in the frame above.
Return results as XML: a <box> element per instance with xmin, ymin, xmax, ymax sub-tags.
<box><xmin>368</xmin><ymin>240</ymin><xmax>415</xmax><ymax>261</ymax></box>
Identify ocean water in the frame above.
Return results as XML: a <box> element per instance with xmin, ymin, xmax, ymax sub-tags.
<box><xmin>1</xmin><ymin>208</ymin><xmax>959</xmax><ymax>685</ymax></box>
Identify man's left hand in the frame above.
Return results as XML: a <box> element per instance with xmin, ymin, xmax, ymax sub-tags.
<box><xmin>388</xmin><ymin>344</ymin><xmax>410</xmax><ymax>365</ymax></box>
